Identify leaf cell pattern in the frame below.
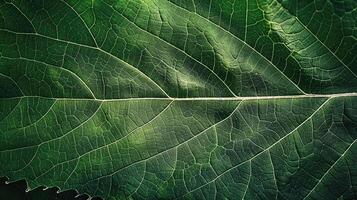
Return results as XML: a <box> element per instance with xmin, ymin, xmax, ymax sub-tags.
<box><xmin>0</xmin><ymin>0</ymin><xmax>357</xmax><ymax>199</ymax></box>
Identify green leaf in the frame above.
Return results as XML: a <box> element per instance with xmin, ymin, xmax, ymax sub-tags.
<box><xmin>0</xmin><ymin>0</ymin><xmax>356</xmax><ymax>199</ymax></box>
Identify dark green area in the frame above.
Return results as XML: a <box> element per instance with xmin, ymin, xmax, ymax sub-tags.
<box><xmin>0</xmin><ymin>0</ymin><xmax>356</xmax><ymax>199</ymax></box>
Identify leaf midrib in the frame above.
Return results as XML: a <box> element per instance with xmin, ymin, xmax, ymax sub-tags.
<box><xmin>2</xmin><ymin>92</ymin><xmax>357</xmax><ymax>102</ymax></box>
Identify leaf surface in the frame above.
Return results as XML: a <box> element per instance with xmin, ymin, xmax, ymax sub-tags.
<box><xmin>0</xmin><ymin>0</ymin><xmax>357</xmax><ymax>199</ymax></box>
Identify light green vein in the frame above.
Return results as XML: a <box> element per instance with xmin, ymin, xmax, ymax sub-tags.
<box><xmin>178</xmin><ymin>97</ymin><xmax>331</xmax><ymax>198</ymax></box>
<box><xmin>165</xmin><ymin>0</ymin><xmax>307</xmax><ymax>94</ymax></box>
<box><xmin>0</xmin><ymin>28</ymin><xmax>171</xmax><ymax>98</ymax></box>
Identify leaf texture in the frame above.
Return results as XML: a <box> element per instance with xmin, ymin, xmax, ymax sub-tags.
<box><xmin>0</xmin><ymin>0</ymin><xmax>356</xmax><ymax>199</ymax></box>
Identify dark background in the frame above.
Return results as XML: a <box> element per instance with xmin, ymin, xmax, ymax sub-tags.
<box><xmin>0</xmin><ymin>177</ymin><xmax>102</xmax><ymax>200</ymax></box>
